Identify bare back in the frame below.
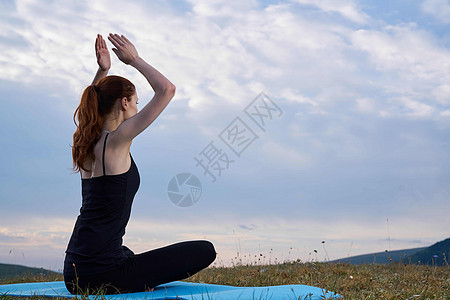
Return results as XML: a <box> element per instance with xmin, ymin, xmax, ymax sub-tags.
<box><xmin>81</xmin><ymin>131</ymin><xmax>132</xmax><ymax>179</ymax></box>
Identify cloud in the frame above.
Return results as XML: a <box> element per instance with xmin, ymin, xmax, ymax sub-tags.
<box><xmin>421</xmin><ymin>0</ymin><xmax>450</xmax><ymax>23</ymax></box>
<box><xmin>432</xmin><ymin>84</ymin><xmax>450</xmax><ymax>105</ymax></box>
<box><xmin>1</xmin><ymin>215</ymin><xmax>447</xmax><ymax>270</ymax></box>
<box><xmin>238</xmin><ymin>224</ymin><xmax>257</xmax><ymax>231</ymax></box>
<box><xmin>394</xmin><ymin>96</ymin><xmax>435</xmax><ymax>118</ymax></box>
<box><xmin>260</xmin><ymin>140</ymin><xmax>310</xmax><ymax>167</ymax></box>
<box><xmin>350</xmin><ymin>24</ymin><xmax>450</xmax><ymax>117</ymax></box>
<box><xmin>291</xmin><ymin>0</ymin><xmax>369</xmax><ymax>23</ymax></box>
<box><xmin>0</xmin><ymin>233</ymin><xmax>26</xmax><ymax>244</ymax></box>
<box><xmin>186</xmin><ymin>0</ymin><xmax>260</xmax><ymax>17</ymax></box>
<box><xmin>440</xmin><ymin>110</ymin><xmax>450</xmax><ymax>117</ymax></box>
<box><xmin>355</xmin><ymin>97</ymin><xmax>377</xmax><ymax>114</ymax></box>
<box><xmin>350</xmin><ymin>25</ymin><xmax>448</xmax><ymax>75</ymax></box>
<box><xmin>2</xmin><ymin>0</ymin><xmax>449</xmax><ymax>124</ymax></box>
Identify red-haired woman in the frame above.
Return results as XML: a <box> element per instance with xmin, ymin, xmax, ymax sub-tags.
<box><xmin>63</xmin><ymin>33</ymin><xmax>216</xmax><ymax>294</ymax></box>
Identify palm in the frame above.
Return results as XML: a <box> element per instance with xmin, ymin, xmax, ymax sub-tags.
<box><xmin>95</xmin><ymin>35</ymin><xmax>111</xmax><ymax>71</ymax></box>
<box><xmin>97</xmin><ymin>48</ymin><xmax>110</xmax><ymax>70</ymax></box>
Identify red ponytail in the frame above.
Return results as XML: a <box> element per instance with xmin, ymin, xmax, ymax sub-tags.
<box><xmin>72</xmin><ymin>75</ymin><xmax>135</xmax><ymax>172</ymax></box>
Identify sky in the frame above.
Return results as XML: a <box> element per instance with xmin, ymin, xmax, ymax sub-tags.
<box><xmin>0</xmin><ymin>0</ymin><xmax>449</xmax><ymax>272</ymax></box>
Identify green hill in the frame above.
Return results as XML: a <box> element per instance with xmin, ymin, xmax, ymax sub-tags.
<box><xmin>0</xmin><ymin>263</ymin><xmax>60</xmax><ymax>280</ymax></box>
<box><xmin>402</xmin><ymin>237</ymin><xmax>450</xmax><ymax>266</ymax></box>
<box><xmin>330</xmin><ymin>246</ymin><xmax>427</xmax><ymax>264</ymax></box>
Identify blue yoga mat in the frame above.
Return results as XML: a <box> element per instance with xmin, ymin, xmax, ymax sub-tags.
<box><xmin>0</xmin><ymin>280</ymin><xmax>342</xmax><ymax>299</ymax></box>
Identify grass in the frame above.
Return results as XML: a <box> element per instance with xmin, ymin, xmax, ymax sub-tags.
<box><xmin>0</xmin><ymin>258</ymin><xmax>449</xmax><ymax>299</ymax></box>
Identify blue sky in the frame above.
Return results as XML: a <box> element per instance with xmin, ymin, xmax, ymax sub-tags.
<box><xmin>1</xmin><ymin>0</ymin><xmax>449</xmax><ymax>271</ymax></box>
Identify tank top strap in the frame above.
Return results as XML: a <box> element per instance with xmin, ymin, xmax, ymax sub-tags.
<box><xmin>103</xmin><ymin>132</ymin><xmax>110</xmax><ymax>176</ymax></box>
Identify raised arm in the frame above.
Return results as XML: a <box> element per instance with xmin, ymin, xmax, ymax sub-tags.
<box><xmin>92</xmin><ymin>34</ymin><xmax>111</xmax><ymax>85</ymax></box>
<box><xmin>107</xmin><ymin>33</ymin><xmax>176</xmax><ymax>144</ymax></box>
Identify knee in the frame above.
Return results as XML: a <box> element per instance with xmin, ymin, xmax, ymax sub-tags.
<box><xmin>64</xmin><ymin>280</ymin><xmax>76</xmax><ymax>295</ymax></box>
<box><xmin>200</xmin><ymin>240</ymin><xmax>217</xmax><ymax>264</ymax></box>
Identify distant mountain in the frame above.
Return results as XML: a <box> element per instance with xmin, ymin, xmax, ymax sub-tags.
<box><xmin>330</xmin><ymin>247</ymin><xmax>427</xmax><ymax>265</ymax></box>
<box><xmin>0</xmin><ymin>263</ymin><xmax>60</xmax><ymax>279</ymax></box>
<box><xmin>402</xmin><ymin>237</ymin><xmax>450</xmax><ymax>266</ymax></box>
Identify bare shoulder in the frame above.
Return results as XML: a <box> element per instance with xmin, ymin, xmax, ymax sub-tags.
<box><xmin>105</xmin><ymin>130</ymin><xmax>132</xmax><ymax>154</ymax></box>
<box><xmin>102</xmin><ymin>131</ymin><xmax>133</xmax><ymax>175</ymax></box>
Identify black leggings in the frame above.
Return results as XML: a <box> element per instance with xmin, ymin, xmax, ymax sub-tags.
<box><xmin>64</xmin><ymin>240</ymin><xmax>217</xmax><ymax>294</ymax></box>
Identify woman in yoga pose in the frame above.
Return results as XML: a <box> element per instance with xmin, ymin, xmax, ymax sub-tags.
<box><xmin>64</xmin><ymin>33</ymin><xmax>216</xmax><ymax>294</ymax></box>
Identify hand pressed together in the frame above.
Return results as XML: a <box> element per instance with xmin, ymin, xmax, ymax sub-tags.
<box><xmin>108</xmin><ymin>33</ymin><xmax>140</xmax><ymax>65</ymax></box>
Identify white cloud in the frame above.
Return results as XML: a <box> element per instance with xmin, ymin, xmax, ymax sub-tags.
<box><xmin>350</xmin><ymin>24</ymin><xmax>450</xmax><ymax>116</ymax></box>
<box><xmin>186</xmin><ymin>0</ymin><xmax>260</xmax><ymax>17</ymax></box>
<box><xmin>291</xmin><ymin>0</ymin><xmax>369</xmax><ymax>23</ymax></box>
<box><xmin>432</xmin><ymin>84</ymin><xmax>450</xmax><ymax>105</ymax></box>
<box><xmin>421</xmin><ymin>0</ymin><xmax>450</xmax><ymax>23</ymax></box>
<box><xmin>351</xmin><ymin>25</ymin><xmax>450</xmax><ymax>78</ymax></box>
<box><xmin>355</xmin><ymin>97</ymin><xmax>377</xmax><ymax>114</ymax></box>
<box><xmin>3</xmin><ymin>0</ymin><xmax>449</xmax><ymax>122</ymax></box>
<box><xmin>394</xmin><ymin>96</ymin><xmax>435</xmax><ymax>118</ymax></box>
<box><xmin>280</xmin><ymin>88</ymin><xmax>317</xmax><ymax>106</ymax></box>
<box><xmin>440</xmin><ymin>109</ymin><xmax>450</xmax><ymax>117</ymax></box>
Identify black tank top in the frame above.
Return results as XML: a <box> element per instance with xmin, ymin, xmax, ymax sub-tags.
<box><xmin>64</xmin><ymin>133</ymin><xmax>140</xmax><ymax>277</ymax></box>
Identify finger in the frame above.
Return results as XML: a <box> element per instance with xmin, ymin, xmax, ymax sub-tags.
<box><xmin>110</xmin><ymin>33</ymin><xmax>124</xmax><ymax>47</ymax></box>
<box><xmin>98</xmin><ymin>34</ymin><xmax>103</xmax><ymax>48</ymax></box>
<box><xmin>108</xmin><ymin>34</ymin><xmax>121</xmax><ymax>48</ymax></box>
<box><xmin>101</xmin><ymin>36</ymin><xmax>107</xmax><ymax>49</ymax></box>
<box><xmin>121</xmin><ymin>35</ymin><xmax>132</xmax><ymax>45</ymax></box>
<box><xmin>111</xmin><ymin>47</ymin><xmax>119</xmax><ymax>57</ymax></box>
<box><xmin>113</xmin><ymin>33</ymin><xmax>125</xmax><ymax>45</ymax></box>
<box><xmin>95</xmin><ymin>35</ymin><xmax>99</xmax><ymax>52</ymax></box>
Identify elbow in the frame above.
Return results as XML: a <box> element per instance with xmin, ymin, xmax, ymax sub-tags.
<box><xmin>164</xmin><ymin>83</ymin><xmax>176</xmax><ymax>99</ymax></box>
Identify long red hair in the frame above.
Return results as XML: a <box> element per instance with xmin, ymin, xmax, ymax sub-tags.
<box><xmin>72</xmin><ymin>75</ymin><xmax>136</xmax><ymax>172</ymax></box>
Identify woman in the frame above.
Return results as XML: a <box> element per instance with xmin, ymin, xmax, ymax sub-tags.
<box><xmin>63</xmin><ymin>33</ymin><xmax>216</xmax><ymax>294</ymax></box>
